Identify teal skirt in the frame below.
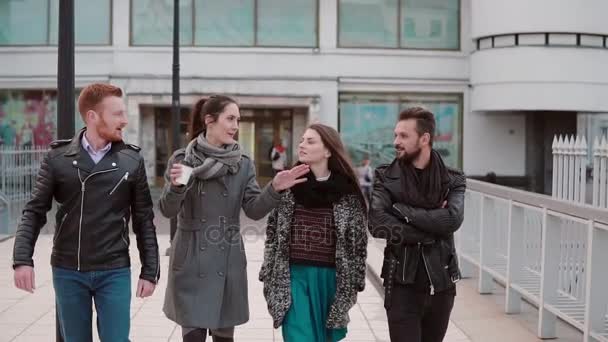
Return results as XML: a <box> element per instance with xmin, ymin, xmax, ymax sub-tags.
<box><xmin>282</xmin><ymin>264</ymin><xmax>347</xmax><ymax>342</ymax></box>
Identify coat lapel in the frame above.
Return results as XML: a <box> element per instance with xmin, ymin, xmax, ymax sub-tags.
<box><xmin>91</xmin><ymin>143</ymin><xmax>123</xmax><ymax>174</ymax></box>
<box><xmin>64</xmin><ymin>129</ymin><xmax>95</xmax><ymax>176</ymax></box>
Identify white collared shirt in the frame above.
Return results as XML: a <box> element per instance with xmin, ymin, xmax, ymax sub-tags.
<box><xmin>81</xmin><ymin>134</ymin><xmax>112</xmax><ymax>164</ymax></box>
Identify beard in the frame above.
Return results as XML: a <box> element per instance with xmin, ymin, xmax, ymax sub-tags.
<box><xmin>97</xmin><ymin>118</ymin><xmax>122</xmax><ymax>142</ymax></box>
<box><xmin>398</xmin><ymin>146</ymin><xmax>422</xmax><ymax>165</ymax></box>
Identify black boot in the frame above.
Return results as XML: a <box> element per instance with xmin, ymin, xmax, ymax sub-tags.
<box><xmin>183</xmin><ymin>328</ymin><xmax>207</xmax><ymax>342</ymax></box>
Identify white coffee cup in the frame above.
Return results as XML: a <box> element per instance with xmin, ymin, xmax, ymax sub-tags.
<box><xmin>176</xmin><ymin>165</ymin><xmax>193</xmax><ymax>185</ymax></box>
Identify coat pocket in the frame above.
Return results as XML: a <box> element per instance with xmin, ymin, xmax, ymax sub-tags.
<box><xmin>109</xmin><ymin>172</ymin><xmax>129</xmax><ymax>195</ymax></box>
<box><xmin>54</xmin><ymin>213</ymin><xmax>68</xmax><ymax>244</ymax></box>
<box><xmin>171</xmin><ymin>231</ymin><xmax>193</xmax><ymax>271</ymax></box>
<box><xmin>121</xmin><ymin>217</ymin><xmax>130</xmax><ymax>248</ymax></box>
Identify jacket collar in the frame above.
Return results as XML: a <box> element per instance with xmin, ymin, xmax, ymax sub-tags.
<box><xmin>384</xmin><ymin>159</ymin><xmax>403</xmax><ymax>180</ymax></box>
<box><xmin>64</xmin><ymin>128</ymin><xmax>127</xmax><ymax>175</ymax></box>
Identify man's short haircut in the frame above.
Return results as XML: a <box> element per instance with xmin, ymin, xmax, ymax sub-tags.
<box><xmin>77</xmin><ymin>83</ymin><xmax>123</xmax><ymax>119</ymax></box>
<box><xmin>398</xmin><ymin>107</ymin><xmax>436</xmax><ymax>146</ymax></box>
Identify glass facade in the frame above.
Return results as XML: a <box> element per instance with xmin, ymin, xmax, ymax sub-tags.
<box><xmin>339</xmin><ymin>0</ymin><xmax>460</xmax><ymax>50</ymax></box>
<box><xmin>131</xmin><ymin>0</ymin><xmax>193</xmax><ymax>46</ymax></box>
<box><xmin>339</xmin><ymin>93</ymin><xmax>463</xmax><ymax>168</ymax></box>
<box><xmin>131</xmin><ymin>0</ymin><xmax>318</xmax><ymax>47</ymax></box>
<box><xmin>49</xmin><ymin>0</ymin><xmax>112</xmax><ymax>45</ymax></box>
<box><xmin>339</xmin><ymin>0</ymin><xmax>398</xmax><ymax>48</ymax></box>
<box><xmin>194</xmin><ymin>0</ymin><xmax>255</xmax><ymax>46</ymax></box>
<box><xmin>0</xmin><ymin>0</ymin><xmax>112</xmax><ymax>45</ymax></box>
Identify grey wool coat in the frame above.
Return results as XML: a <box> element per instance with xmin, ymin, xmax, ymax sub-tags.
<box><xmin>159</xmin><ymin>149</ymin><xmax>281</xmax><ymax>329</ymax></box>
<box><xmin>259</xmin><ymin>191</ymin><xmax>368</xmax><ymax>329</ymax></box>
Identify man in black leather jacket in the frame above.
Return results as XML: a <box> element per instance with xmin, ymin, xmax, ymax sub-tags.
<box><xmin>12</xmin><ymin>83</ymin><xmax>160</xmax><ymax>341</ymax></box>
<box><xmin>369</xmin><ymin>107</ymin><xmax>465</xmax><ymax>342</ymax></box>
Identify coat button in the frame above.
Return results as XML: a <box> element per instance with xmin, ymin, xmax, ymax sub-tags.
<box><xmin>200</xmin><ymin>246</ymin><xmax>206</xmax><ymax>251</ymax></box>
<box><xmin>218</xmin><ymin>271</ymin><xmax>225</xmax><ymax>277</ymax></box>
<box><xmin>220</xmin><ymin>246</ymin><xmax>226</xmax><ymax>251</ymax></box>
<box><xmin>222</xmin><ymin>192</ymin><xmax>228</xmax><ymax>197</ymax></box>
<box><xmin>72</xmin><ymin>160</ymin><xmax>77</xmax><ymax>165</ymax></box>
<box><xmin>112</xmin><ymin>162</ymin><xmax>117</xmax><ymax>167</ymax></box>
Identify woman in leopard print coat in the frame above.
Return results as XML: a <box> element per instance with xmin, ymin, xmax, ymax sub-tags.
<box><xmin>259</xmin><ymin>124</ymin><xmax>368</xmax><ymax>342</ymax></box>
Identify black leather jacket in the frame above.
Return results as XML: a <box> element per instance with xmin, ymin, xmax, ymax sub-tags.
<box><xmin>12</xmin><ymin>129</ymin><xmax>160</xmax><ymax>283</ymax></box>
<box><xmin>368</xmin><ymin>158</ymin><xmax>466</xmax><ymax>297</ymax></box>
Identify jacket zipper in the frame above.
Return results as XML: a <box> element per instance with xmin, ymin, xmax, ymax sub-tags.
<box><xmin>77</xmin><ymin>167</ymin><xmax>118</xmax><ymax>271</ymax></box>
<box><xmin>393</xmin><ymin>204</ymin><xmax>411</xmax><ymax>283</ymax></box>
<box><xmin>122</xmin><ymin>217</ymin><xmax>129</xmax><ymax>247</ymax></box>
<box><xmin>54</xmin><ymin>213</ymin><xmax>68</xmax><ymax>243</ymax></box>
<box><xmin>392</xmin><ymin>204</ymin><xmax>410</xmax><ymax>223</ymax></box>
<box><xmin>420</xmin><ymin>243</ymin><xmax>435</xmax><ymax>295</ymax></box>
<box><xmin>402</xmin><ymin>245</ymin><xmax>408</xmax><ymax>283</ymax></box>
<box><xmin>109</xmin><ymin>172</ymin><xmax>129</xmax><ymax>195</ymax></box>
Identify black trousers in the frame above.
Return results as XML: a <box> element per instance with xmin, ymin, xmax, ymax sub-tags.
<box><xmin>386</xmin><ymin>284</ymin><xmax>455</xmax><ymax>342</ymax></box>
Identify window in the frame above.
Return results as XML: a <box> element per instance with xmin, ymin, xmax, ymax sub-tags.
<box><xmin>339</xmin><ymin>0</ymin><xmax>398</xmax><ymax>48</ymax></box>
<box><xmin>0</xmin><ymin>0</ymin><xmax>49</xmax><ymax>45</ymax></box>
<box><xmin>194</xmin><ymin>0</ymin><xmax>254</xmax><ymax>46</ymax></box>
<box><xmin>339</xmin><ymin>93</ymin><xmax>462</xmax><ymax>168</ymax></box>
<box><xmin>338</xmin><ymin>0</ymin><xmax>460</xmax><ymax>50</ymax></box>
<box><xmin>131</xmin><ymin>0</ymin><xmax>318</xmax><ymax>47</ymax></box>
<box><xmin>0</xmin><ymin>0</ymin><xmax>112</xmax><ymax>46</ymax></box>
<box><xmin>256</xmin><ymin>0</ymin><xmax>317</xmax><ymax>47</ymax></box>
<box><xmin>131</xmin><ymin>0</ymin><xmax>193</xmax><ymax>45</ymax></box>
<box><xmin>50</xmin><ymin>0</ymin><xmax>112</xmax><ymax>45</ymax></box>
<box><xmin>401</xmin><ymin>0</ymin><xmax>459</xmax><ymax>49</ymax></box>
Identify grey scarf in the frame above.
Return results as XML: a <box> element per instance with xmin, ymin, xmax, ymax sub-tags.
<box><xmin>183</xmin><ymin>134</ymin><xmax>242</xmax><ymax>181</ymax></box>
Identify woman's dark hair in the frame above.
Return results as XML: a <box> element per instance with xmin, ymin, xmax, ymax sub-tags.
<box><xmin>188</xmin><ymin>95</ymin><xmax>238</xmax><ymax>140</ymax></box>
<box><xmin>306</xmin><ymin>123</ymin><xmax>368</xmax><ymax>208</ymax></box>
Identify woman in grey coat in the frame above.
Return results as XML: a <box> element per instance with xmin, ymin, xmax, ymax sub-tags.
<box><xmin>159</xmin><ymin>95</ymin><xmax>309</xmax><ymax>342</ymax></box>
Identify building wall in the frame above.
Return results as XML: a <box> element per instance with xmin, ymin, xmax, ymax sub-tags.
<box><xmin>1</xmin><ymin>0</ymin><xmax>476</xmax><ymax>179</ymax></box>
<box><xmin>11</xmin><ymin>0</ymin><xmax>606</xmax><ymax>181</ymax></box>
<box><xmin>470</xmin><ymin>0</ymin><xmax>608</xmax><ymax>112</ymax></box>
<box><xmin>472</xmin><ymin>0</ymin><xmax>608</xmax><ymax>37</ymax></box>
<box><xmin>464</xmin><ymin>111</ymin><xmax>527</xmax><ymax>176</ymax></box>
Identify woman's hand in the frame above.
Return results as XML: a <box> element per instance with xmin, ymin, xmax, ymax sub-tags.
<box><xmin>169</xmin><ymin>163</ymin><xmax>184</xmax><ymax>187</ymax></box>
<box><xmin>271</xmin><ymin>164</ymin><xmax>310</xmax><ymax>191</ymax></box>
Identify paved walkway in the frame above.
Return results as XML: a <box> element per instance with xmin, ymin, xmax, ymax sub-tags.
<box><xmin>0</xmin><ymin>232</ymin><xmax>470</xmax><ymax>342</ymax></box>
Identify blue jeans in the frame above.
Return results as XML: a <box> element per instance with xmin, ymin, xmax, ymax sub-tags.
<box><xmin>52</xmin><ymin>267</ymin><xmax>131</xmax><ymax>342</ymax></box>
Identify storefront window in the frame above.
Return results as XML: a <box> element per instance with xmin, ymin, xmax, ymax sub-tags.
<box><xmin>339</xmin><ymin>93</ymin><xmax>462</xmax><ymax>168</ymax></box>
<box><xmin>0</xmin><ymin>90</ymin><xmax>82</xmax><ymax>148</ymax></box>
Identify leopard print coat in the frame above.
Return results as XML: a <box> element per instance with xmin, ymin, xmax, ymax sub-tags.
<box><xmin>259</xmin><ymin>191</ymin><xmax>368</xmax><ymax>329</ymax></box>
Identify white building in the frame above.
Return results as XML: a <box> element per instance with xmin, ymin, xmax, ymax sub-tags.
<box><xmin>1</xmin><ymin>0</ymin><xmax>607</xmax><ymax>191</ymax></box>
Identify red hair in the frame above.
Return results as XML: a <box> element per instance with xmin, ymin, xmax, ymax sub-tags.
<box><xmin>77</xmin><ymin>83</ymin><xmax>123</xmax><ymax>119</ymax></box>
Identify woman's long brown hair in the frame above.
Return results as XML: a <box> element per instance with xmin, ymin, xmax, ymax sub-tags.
<box><xmin>306</xmin><ymin>123</ymin><xmax>368</xmax><ymax>209</ymax></box>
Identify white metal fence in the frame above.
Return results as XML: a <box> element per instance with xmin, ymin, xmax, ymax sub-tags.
<box><xmin>457</xmin><ymin>179</ymin><xmax>608</xmax><ymax>341</ymax></box>
<box><xmin>592</xmin><ymin>136</ymin><xmax>608</xmax><ymax>208</ymax></box>
<box><xmin>552</xmin><ymin>135</ymin><xmax>588</xmax><ymax>203</ymax></box>
<box><xmin>552</xmin><ymin>134</ymin><xmax>608</xmax><ymax>208</ymax></box>
<box><xmin>0</xmin><ymin>146</ymin><xmax>48</xmax><ymax>234</ymax></box>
